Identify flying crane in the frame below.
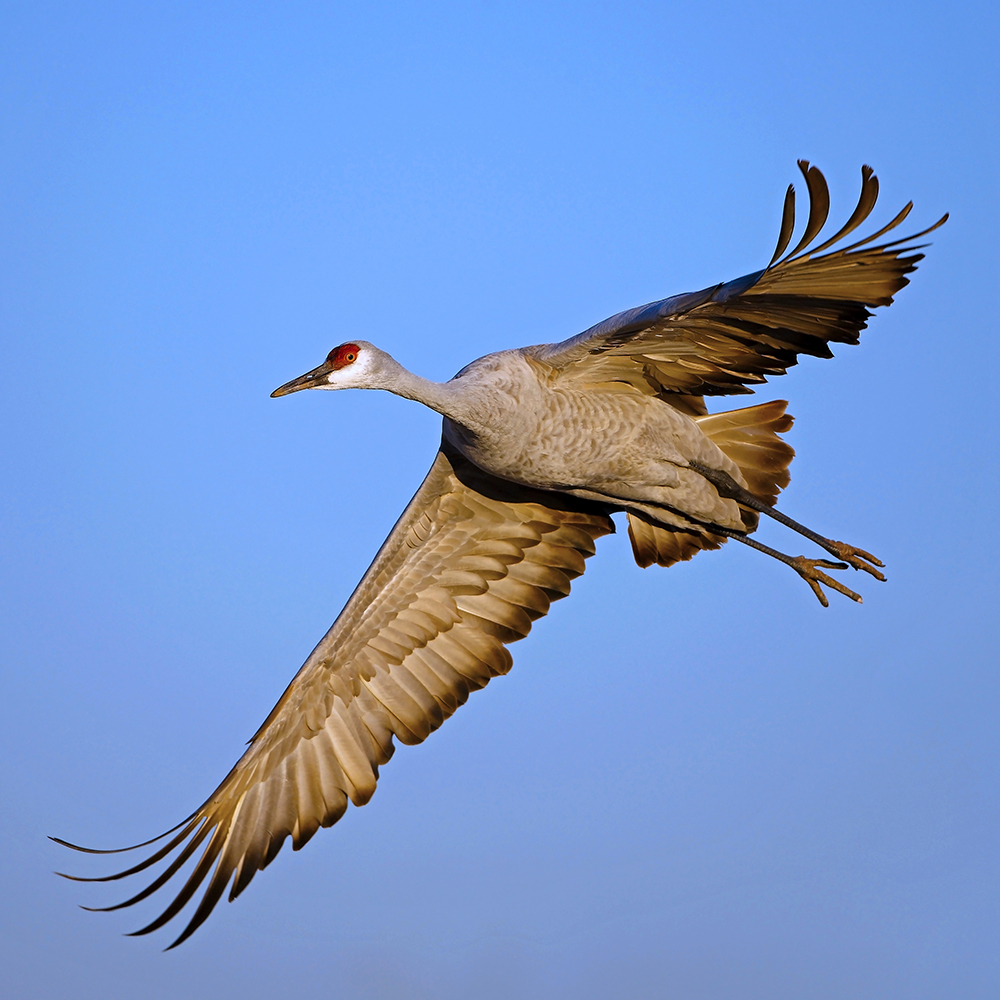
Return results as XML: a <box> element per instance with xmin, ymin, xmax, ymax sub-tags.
<box><xmin>55</xmin><ymin>162</ymin><xmax>947</xmax><ymax>948</ymax></box>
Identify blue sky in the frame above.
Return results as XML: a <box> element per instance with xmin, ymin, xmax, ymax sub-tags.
<box><xmin>1</xmin><ymin>2</ymin><xmax>998</xmax><ymax>997</ymax></box>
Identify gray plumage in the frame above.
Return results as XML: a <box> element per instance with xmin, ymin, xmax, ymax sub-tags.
<box><xmin>55</xmin><ymin>162</ymin><xmax>946</xmax><ymax>948</ymax></box>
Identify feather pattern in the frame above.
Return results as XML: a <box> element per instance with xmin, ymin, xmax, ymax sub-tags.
<box><xmin>55</xmin><ymin>443</ymin><xmax>613</xmax><ymax>948</ymax></box>
<box><xmin>532</xmin><ymin>163</ymin><xmax>947</xmax><ymax>398</ymax></box>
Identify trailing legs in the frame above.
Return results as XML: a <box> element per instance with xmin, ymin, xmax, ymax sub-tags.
<box><xmin>713</xmin><ymin>526</ymin><xmax>863</xmax><ymax>606</ymax></box>
<box><xmin>690</xmin><ymin>462</ymin><xmax>887</xmax><ymax>606</ymax></box>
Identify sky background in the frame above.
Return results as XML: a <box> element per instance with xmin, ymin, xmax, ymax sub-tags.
<box><xmin>1</xmin><ymin>2</ymin><xmax>998</xmax><ymax>998</ymax></box>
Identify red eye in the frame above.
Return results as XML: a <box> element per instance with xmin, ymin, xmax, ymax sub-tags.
<box><xmin>327</xmin><ymin>343</ymin><xmax>361</xmax><ymax>369</ymax></box>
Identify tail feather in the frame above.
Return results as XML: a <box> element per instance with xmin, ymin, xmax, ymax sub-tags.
<box><xmin>695</xmin><ymin>400</ymin><xmax>794</xmax><ymax>507</ymax></box>
<box><xmin>627</xmin><ymin>513</ymin><xmax>725</xmax><ymax>569</ymax></box>
<box><xmin>626</xmin><ymin>400</ymin><xmax>795</xmax><ymax>569</ymax></box>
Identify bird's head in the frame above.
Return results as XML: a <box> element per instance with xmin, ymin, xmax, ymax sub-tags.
<box><xmin>270</xmin><ymin>341</ymin><xmax>395</xmax><ymax>396</ymax></box>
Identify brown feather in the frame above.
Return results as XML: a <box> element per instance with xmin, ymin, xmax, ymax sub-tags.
<box><xmin>56</xmin><ymin>443</ymin><xmax>614</xmax><ymax>946</ymax></box>
<box><xmin>780</xmin><ymin>160</ymin><xmax>830</xmax><ymax>261</ymax></box>
<box><xmin>767</xmin><ymin>183</ymin><xmax>796</xmax><ymax>267</ymax></box>
<box><xmin>539</xmin><ymin>164</ymin><xmax>946</xmax><ymax>400</ymax></box>
<box><xmin>625</xmin><ymin>400</ymin><xmax>794</xmax><ymax>569</ymax></box>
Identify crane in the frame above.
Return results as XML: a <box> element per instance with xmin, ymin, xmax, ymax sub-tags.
<box><xmin>55</xmin><ymin>162</ymin><xmax>946</xmax><ymax>947</ymax></box>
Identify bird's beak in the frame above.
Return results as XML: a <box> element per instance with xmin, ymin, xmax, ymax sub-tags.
<box><xmin>270</xmin><ymin>362</ymin><xmax>333</xmax><ymax>398</ymax></box>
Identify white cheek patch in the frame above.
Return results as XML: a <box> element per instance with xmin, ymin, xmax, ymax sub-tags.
<box><xmin>320</xmin><ymin>349</ymin><xmax>371</xmax><ymax>388</ymax></box>
<box><xmin>322</xmin><ymin>364</ymin><xmax>358</xmax><ymax>388</ymax></box>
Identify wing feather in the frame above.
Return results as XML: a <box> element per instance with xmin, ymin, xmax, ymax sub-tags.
<box><xmin>56</xmin><ymin>443</ymin><xmax>613</xmax><ymax>946</ymax></box>
<box><xmin>533</xmin><ymin>164</ymin><xmax>946</xmax><ymax>398</ymax></box>
<box><xmin>767</xmin><ymin>183</ymin><xmax>796</xmax><ymax>266</ymax></box>
<box><xmin>780</xmin><ymin>160</ymin><xmax>830</xmax><ymax>261</ymax></box>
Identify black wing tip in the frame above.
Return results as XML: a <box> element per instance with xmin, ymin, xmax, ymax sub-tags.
<box><xmin>780</xmin><ymin>161</ymin><xmax>830</xmax><ymax>262</ymax></box>
<box><xmin>150</xmin><ymin>893</ymin><xmax>226</xmax><ymax>950</ymax></box>
<box><xmin>929</xmin><ymin>211</ymin><xmax>950</xmax><ymax>232</ymax></box>
<box><xmin>50</xmin><ymin>835</ymin><xmax>98</xmax><ymax>853</ymax></box>
<box><xmin>56</xmin><ymin>870</ymin><xmax>104</xmax><ymax>883</ymax></box>
<box><xmin>50</xmin><ymin>835</ymin><xmax>137</xmax><ymax>857</ymax></box>
<box><xmin>49</xmin><ymin>813</ymin><xmax>198</xmax><ymax>856</ymax></box>
<box><xmin>163</xmin><ymin>923</ymin><xmax>200</xmax><ymax>950</ymax></box>
<box><xmin>767</xmin><ymin>183</ymin><xmax>797</xmax><ymax>267</ymax></box>
<box><xmin>767</xmin><ymin>162</ymin><xmax>947</xmax><ymax>271</ymax></box>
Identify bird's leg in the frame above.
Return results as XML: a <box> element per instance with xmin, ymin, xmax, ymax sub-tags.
<box><xmin>690</xmin><ymin>463</ymin><xmax>886</xmax><ymax>581</ymax></box>
<box><xmin>713</xmin><ymin>527</ymin><xmax>862</xmax><ymax>607</ymax></box>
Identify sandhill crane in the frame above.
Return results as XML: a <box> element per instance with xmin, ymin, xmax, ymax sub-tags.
<box><xmin>55</xmin><ymin>162</ymin><xmax>946</xmax><ymax>947</ymax></box>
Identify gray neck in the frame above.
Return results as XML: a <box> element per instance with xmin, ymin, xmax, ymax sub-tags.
<box><xmin>375</xmin><ymin>353</ymin><xmax>481</xmax><ymax>430</ymax></box>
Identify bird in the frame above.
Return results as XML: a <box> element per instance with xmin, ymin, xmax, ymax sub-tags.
<box><xmin>54</xmin><ymin>162</ymin><xmax>946</xmax><ymax>948</ymax></box>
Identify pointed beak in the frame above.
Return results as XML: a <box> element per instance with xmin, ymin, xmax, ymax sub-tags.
<box><xmin>270</xmin><ymin>362</ymin><xmax>332</xmax><ymax>398</ymax></box>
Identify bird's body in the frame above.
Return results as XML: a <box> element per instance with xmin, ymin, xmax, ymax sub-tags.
<box><xmin>408</xmin><ymin>347</ymin><xmax>746</xmax><ymax>528</ymax></box>
<box><xmin>56</xmin><ymin>163</ymin><xmax>946</xmax><ymax>948</ymax></box>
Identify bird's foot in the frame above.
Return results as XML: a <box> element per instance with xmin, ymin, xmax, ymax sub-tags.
<box><xmin>789</xmin><ymin>556</ymin><xmax>862</xmax><ymax>607</ymax></box>
<box><xmin>823</xmin><ymin>540</ymin><xmax>886</xmax><ymax>581</ymax></box>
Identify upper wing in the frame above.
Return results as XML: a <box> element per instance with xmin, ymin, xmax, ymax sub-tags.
<box><xmin>532</xmin><ymin>162</ymin><xmax>947</xmax><ymax>398</ymax></box>
<box><xmin>55</xmin><ymin>444</ymin><xmax>615</xmax><ymax>948</ymax></box>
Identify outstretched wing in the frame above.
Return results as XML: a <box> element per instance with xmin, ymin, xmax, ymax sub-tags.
<box><xmin>55</xmin><ymin>444</ymin><xmax>615</xmax><ymax>948</ymax></box>
<box><xmin>532</xmin><ymin>162</ymin><xmax>947</xmax><ymax>398</ymax></box>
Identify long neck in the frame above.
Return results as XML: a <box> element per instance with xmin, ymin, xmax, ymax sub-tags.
<box><xmin>376</xmin><ymin>355</ymin><xmax>481</xmax><ymax>429</ymax></box>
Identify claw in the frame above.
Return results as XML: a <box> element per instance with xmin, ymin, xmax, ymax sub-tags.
<box><xmin>825</xmin><ymin>540</ymin><xmax>887</xmax><ymax>581</ymax></box>
<box><xmin>790</xmin><ymin>555</ymin><xmax>863</xmax><ymax>607</ymax></box>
